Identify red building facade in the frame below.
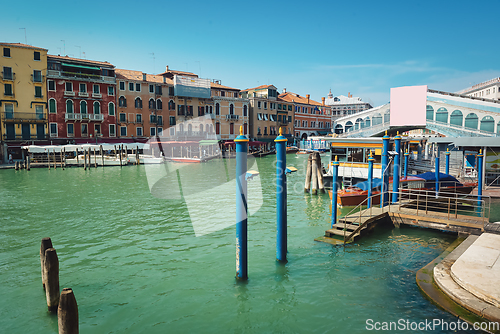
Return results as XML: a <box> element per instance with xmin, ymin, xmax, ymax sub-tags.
<box><xmin>46</xmin><ymin>55</ymin><xmax>116</xmax><ymax>142</ymax></box>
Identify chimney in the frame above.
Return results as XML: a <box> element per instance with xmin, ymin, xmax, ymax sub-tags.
<box><xmin>283</xmin><ymin>88</ymin><xmax>286</xmax><ymax>93</ymax></box>
<box><xmin>322</xmin><ymin>97</ymin><xmax>325</xmax><ymax>106</ymax></box>
<box><xmin>306</xmin><ymin>94</ymin><xmax>310</xmax><ymax>104</ymax></box>
<box><xmin>348</xmin><ymin>92</ymin><xmax>351</xmax><ymax>98</ymax></box>
<box><xmin>165</xmin><ymin>65</ymin><xmax>169</xmax><ymax>72</ymax></box>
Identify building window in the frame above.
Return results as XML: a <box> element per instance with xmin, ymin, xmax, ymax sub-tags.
<box><xmin>93</xmin><ymin>101</ymin><xmax>100</xmax><ymax>114</ymax></box>
<box><xmin>156</xmin><ymin>85</ymin><xmax>162</xmax><ymax>95</ymax></box>
<box><xmin>221</xmin><ymin>91</ymin><xmax>225</xmax><ymax>97</ymax></box>
<box><xmin>50</xmin><ymin>123</ymin><xmax>57</xmax><ymax>137</ymax></box>
<box><xmin>35</xmin><ymin>86</ymin><xmax>42</xmax><ymax>98</ymax></box>
<box><xmin>80</xmin><ymin>100</ymin><xmax>87</xmax><ymax>114</ymax></box>
<box><xmin>109</xmin><ymin>124</ymin><xmax>116</xmax><ymax>137</ymax></box>
<box><xmin>66</xmin><ymin>82</ymin><xmax>73</xmax><ymax>92</ymax></box>
<box><xmin>168</xmin><ymin>100</ymin><xmax>175</xmax><ymax>110</ymax></box>
<box><xmin>215</xmin><ymin>122</ymin><xmax>220</xmax><ymax>134</ymax></box>
<box><xmin>3</xmin><ymin>67</ymin><xmax>13</xmax><ymax>80</ymax></box>
<box><xmin>150</xmin><ymin>127</ymin><xmax>156</xmax><ymax>137</ymax></box>
<box><xmin>119</xmin><ymin>113</ymin><xmax>126</xmax><ymax>122</ymax></box>
<box><xmin>108</xmin><ymin>86</ymin><xmax>114</xmax><ymax>96</ymax></box>
<box><xmin>4</xmin><ymin>83</ymin><xmax>13</xmax><ymax>96</ymax></box>
<box><xmin>119</xmin><ymin>96</ymin><xmax>127</xmax><ymax>107</ymax></box>
<box><xmin>169</xmin><ymin>116</ymin><xmax>176</xmax><ymax>126</ymax></box>
<box><xmin>67</xmin><ymin>123</ymin><xmax>74</xmax><ymax>137</ymax></box>
<box><xmin>135</xmin><ymin>97</ymin><xmax>142</xmax><ymax>109</ymax></box>
<box><xmin>257</xmin><ymin>127</ymin><xmax>261</xmax><ymax>135</ymax></box>
<box><xmin>149</xmin><ymin>84</ymin><xmax>154</xmax><ymax>93</ymax></box>
<box><xmin>150</xmin><ymin>114</ymin><xmax>156</xmax><ymax>123</ymax></box>
<box><xmin>257</xmin><ymin>113</ymin><xmax>262</xmax><ymax>121</ymax></box>
<box><xmin>135</xmin><ymin>83</ymin><xmax>141</xmax><ymax>92</ymax></box>
<box><xmin>129</xmin><ymin>82</ymin><xmax>134</xmax><ymax>91</ymax></box>
<box><xmin>119</xmin><ymin>82</ymin><xmax>125</xmax><ymax>91</ymax></box>
<box><xmin>157</xmin><ymin>99</ymin><xmax>162</xmax><ymax>110</ymax></box>
<box><xmin>49</xmin><ymin>99</ymin><xmax>56</xmax><ymax>113</ymax></box>
<box><xmin>81</xmin><ymin>124</ymin><xmax>88</xmax><ymax>136</ymax></box>
<box><xmin>169</xmin><ymin>86</ymin><xmax>174</xmax><ymax>96</ymax></box>
<box><xmin>33</xmin><ymin>70</ymin><xmax>42</xmax><ymax>82</ymax></box>
<box><xmin>264</xmin><ymin>127</ymin><xmax>267</xmax><ymax>135</ymax></box>
<box><xmin>149</xmin><ymin>98</ymin><xmax>155</xmax><ymax>110</ymax></box>
<box><xmin>234</xmin><ymin>92</ymin><xmax>238</xmax><ymax>98</ymax></box>
<box><xmin>93</xmin><ymin>84</ymin><xmax>100</xmax><ymax>94</ymax></box>
<box><xmin>120</xmin><ymin>126</ymin><xmax>127</xmax><ymax>136</ymax></box>
<box><xmin>215</xmin><ymin>103</ymin><xmax>220</xmax><ymax>115</ymax></box>
<box><xmin>264</xmin><ymin>102</ymin><xmax>267</xmax><ymax>109</ymax></box>
<box><xmin>157</xmin><ymin>115</ymin><xmax>163</xmax><ymax>126</ymax></box>
<box><xmin>3</xmin><ymin>48</ymin><xmax>11</xmax><ymax>57</ymax></box>
<box><xmin>243</xmin><ymin>105</ymin><xmax>247</xmax><ymax>116</ymax></box>
<box><xmin>5</xmin><ymin>103</ymin><xmax>14</xmax><ymax>119</ymax></box>
<box><xmin>136</xmin><ymin>114</ymin><xmax>142</xmax><ymax>123</ymax></box>
<box><xmin>257</xmin><ymin>101</ymin><xmax>261</xmax><ymax>109</ymax></box>
<box><xmin>79</xmin><ymin>83</ymin><xmax>87</xmax><ymax>93</ymax></box>
<box><xmin>94</xmin><ymin>124</ymin><xmax>101</xmax><ymax>135</ymax></box>
<box><xmin>229</xmin><ymin>104</ymin><xmax>234</xmax><ymax>115</ymax></box>
<box><xmin>137</xmin><ymin>127</ymin><xmax>143</xmax><ymax>136</ymax></box>
<box><xmin>177</xmin><ymin>105</ymin><xmax>185</xmax><ymax>115</ymax></box>
<box><xmin>34</xmin><ymin>51</ymin><xmax>40</xmax><ymax>61</ymax></box>
<box><xmin>66</xmin><ymin>100</ymin><xmax>74</xmax><ymax>113</ymax></box>
<box><xmin>108</xmin><ymin>102</ymin><xmax>115</xmax><ymax>116</ymax></box>
<box><xmin>198</xmin><ymin>106</ymin><xmax>204</xmax><ymax>116</ymax></box>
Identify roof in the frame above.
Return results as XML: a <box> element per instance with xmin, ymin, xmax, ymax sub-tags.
<box><xmin>278</xmin><ymin>92</ymin><xmax>323</xmax><ymax>106</ymax></box>
<box><xmin>0</xmin><ymin>42</ymin><xmax>48</xmax><ymax>51</ymax></box>
<box><xmin>240</xmin><ymin>85</ymin><xmax>276</xmax><ymax>93</ymax></box>
<box><xmin>115</xmin><ymin>69</ymin><xmax>173</xmax><ymax>84</ymax></box>
<box><xmin>211</xmin><ymin>81</ymin><xmax>240</xmax><ymax>91</ymax></box>
<box><xmin>325</xmin><ymin>95</ymin><xmax>367</xmax><ymax>106</ymax></box>
<box><xmin>157</xmin><ymin>69</ymin><xmax>198</xmax><ymax>77</ymax></box>
<box><xmin>48</xmin><ymin>54</ymin><xmax>114</xmax><ymax>67</ymax></box>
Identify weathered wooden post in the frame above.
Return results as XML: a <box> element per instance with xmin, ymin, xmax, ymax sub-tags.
<box><xmin>40</xmin><ymin>237</ymin><xmax>53</xmax><ymax>289</ymax></box>
<box><xmin>304</xmin><ymin>154</ymin><xmax>312</xmax><ymax>193</ymax></box>
<box><xmin>47</xmin><ymin>151</ymin><xmax>50</xmax><ymax>170</ymax></box>
<box><xmin>58</xmin><ymin>288</ymin><xmax>79</xmax><ymax>334</ymax></box>
<box><xmin>100</xmin><ymin>145</ymin><xmax>104</xmax><ymax>167</ymax></box>
<box><xmin>311</xmin><ymin>153</ymin><xmax>318</xmax><ymax>195</ymax></box>
<box><xmin>83</xmin><ymin>150</ymin><xmax>87</xmax><ymax>170</ymax></box>
<box><xmin>44</xmin><ymin>248</ymin><xmax>59</xmax><ymax>312</ymax></box>
<box><xmin>235</xmin><ymin>126</ymin><xmax>248</xmax><ymax>280</ymax></box>
<box><xmin>275</xmin><ymin>127</ymin><xmax>287</xmax><ymax>262</ymax></box>
<box><xmin>316</xmin><ymin>152</ymin><xmax>325</xmax><ymax>193</ymax></box>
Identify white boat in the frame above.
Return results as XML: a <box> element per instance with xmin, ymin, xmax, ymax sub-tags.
<box><xmin>128</xmin><ymin>155</ymin><xmax>164</xmax><ymax>164</ymax></box>
<box><xmin>66</xmin><ymin>154</ymin><xmax>128</xmax><ymax>166</ymax></box>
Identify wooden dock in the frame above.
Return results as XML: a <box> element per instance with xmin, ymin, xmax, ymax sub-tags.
<box><xmin>322</xmin><ymin>193</ymin><xmax>489</xmax><ymax>244</ymax></box>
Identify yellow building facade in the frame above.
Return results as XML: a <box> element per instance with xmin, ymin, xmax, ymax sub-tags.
<box><xmin>1</xmin><ymin>43</ymin><xmax>48</xmax><ymax>161</ymax></box>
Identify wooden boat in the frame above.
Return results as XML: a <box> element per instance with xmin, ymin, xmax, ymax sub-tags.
<box><xmin>286</xmin><ymin>146</ymin><xmax>299</xmax><ymax>154</ymax></box>
<box><xmin>251</xmin><ymin>149</ymin><xmax>275</xmax><ymax>157</ymax></box>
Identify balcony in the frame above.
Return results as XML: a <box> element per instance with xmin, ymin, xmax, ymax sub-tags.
<box><xmin>1</xmin><ymin>112</ymin><xmax>46</xmax><ymax>122</ymax></box>
<box><xmin>225</xmin><ymin>114</ymin><xmax>239</xmax><ymax>121</ymax></box>
<box><xmin>64</xmin><ymin>91</ymin><xmax>75</xmax><ymax>97</ymax></box>
<box><xmin>3</xmin><ymin>134</ymin><xmax>48</xmax><ymax>141</ymax></box>
<box><xmin>78</xmin><ymin>92</ymin><xmax>89</xmax><ymax>97</ymax></box>
<box><xmin>92</xmin><ymin>93</ymin><xmax>102</xmax><ymax>98</ymax></box>
<box><xmin>1</xmin><ymin>72</ymin><xmax>15</xmax><ymax>81</ymax></box>
<box><xmin>47</xmin><ymin>70</ymin><xmax>116</xmax><ymax>83</ymax></box>
<box><xmin>65</xmin><ymin>113</ymin><xmax>104</xmax><ymax>121</ymax></box>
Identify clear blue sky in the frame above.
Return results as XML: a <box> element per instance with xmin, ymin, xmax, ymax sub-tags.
<box><xmin>2</xmin><ymin>0</ymin><xmax>499</xmax><ymax>107</ymax></box>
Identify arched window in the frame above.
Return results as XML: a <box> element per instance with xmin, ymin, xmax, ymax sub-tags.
<box><xmin>108</xmin><ymin>102</ymin><xmax>115</xmax><ymax>116</ymax></box>
<box><xmin>119</xmin><ymin>96</ymin><xmax>126</xmax><ymax>107</ymax></box>
<box><xmin>135</xmin><ymin>97</ymin><xmax>142</xmax><ymax>109</ymax></box>
<box><xmin>243</xmin><ymin>105</ymin><xmax>248</xmax><ymax>117</ymax></box>
<box><xmin>156</xmin><ymin>99</ymin><xmax>162</xmax><ymax>110</ymax></box>
<box><xmin>383</xmin><ymin>111</ymin><xmax>390</xmax><ymax>123</ymax></box>
<box><xmin>335</xmin><ymin>123</ymin><xmax>343</xmax><ymax>134</ymax></box>
<box><xmin>435</xmin><ymin>107</ymin><xmax>448</xmax><ymax>123</ymax></box>
<box><xmin>215</xmin><ymin>122</ymin><xmax>220</xmax><ymax>134</ymax></box>
<box><xmin>66</xmin><ymin>100</ymin><xmax>74</xmax><ymax>113</ymax></box>
<box><xmin>49</xmin><ymin>98</ymin><xmax>56</xmax><ymax>113</ymax></box>
<box><xmin>80</xmin><ymin>100</ymin><xmax>87</xmax><ymax>114</ymax></box>
<box><xmin>215</xmin><ymin>103</ymin><xmax>220</xmax><ymax>115</ymax></box>
<box><xmin>480</xmin><ymin>116</ymin><xmax>495</xmax><ymax>133</ymax></box>
<box><xmin>149</xmin><ymin>98</ymin><xmax>155</xmax><ymax>110</ymax></box>
<box><xmin>464</xmin><ymin>113</ymin><xmax>478</xmax><ymax>129</ymax></box>
<box><xmin>364</xmin><ymin>117</ymin><xmax>371</xmax><ymax>128</ymax></box>
<box><xmin>426</xmin><ymin>105</ymin><xmax>434</xmax><ymax>121</ymax></box>
<box><xmin>168</xmin><ymin>100</ymin><xmax>175</xmax><ymax>110</ymax></box>
<box><xmin>229</xmin><ymin>104</ymin><xmax>234</xmax><ymax>115</ymax></box>
<box><xmin>372</xmin><ymin>113</ymin><xmax>382</xmax><ymax>125</ymax></box>
<box><xmin>345</xmin><ymin>121</ymin><xmax>353</xmax><ymax>132</ymax></box>
<box><xmin>93</xmin><ymin>101</ymin><xmax>100</xmax><ymax>114</ymax></box>
<box><xmin>450</xmin><ymin>110</ymin><xmax>463</xmax><ymax>126</ymax></box>
<box><xmin>355</xmin><ymin>118</ymin><xmax>363</xmax><ymax>130</ymax></box>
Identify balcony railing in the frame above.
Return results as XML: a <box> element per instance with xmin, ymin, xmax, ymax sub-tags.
<box><xmin>3</xmin><ymin>134</ymin><xmax>48</xmax><ymax>141</ymax></box>
<box><xmin>225</xmin><ymin>114</ymin><xmax>239</xmax><ymax>121</ymax></box>
<box><xmin>47</xmin><ymin>70</ymin><xmax>116</xmax><ymax>83</ymax></box>
<box><xmin>64</xmin><ymin>91</ymin><xmax>75</xmax><ymax>96</ymax></box>
<box><xmin>92</xmin><ymin>93</ymin><xmax>102</xmax><ymax>98</ymax></box>
<box><xmin>1</xmin><ymin>112</ymin><xmax>46</xmax><ymax>121</ymax></box>
<box><xmin>78</xmin><ymin>92</ymin><xmax>89</xmax><ymax>97</ymax></box>
<box><xmin>1</xmin><ymin>72</ymin><xmax>15</xmax><ymax>81</ymax></box>
<box><xmin>64</xmin><ymin>113</ymin><xmax>104</xmax><ymax>121</ymax></box>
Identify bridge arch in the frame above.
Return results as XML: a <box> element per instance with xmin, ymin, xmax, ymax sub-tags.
<box><xmin>345</xmin><ymin>121</ymin><xmax>353</xmax><ymax>132</ymax></box>
<box><xmin>335</xmin><ymin>123</ymin><xmax>343</xmax><ymax>134</ymax></box>
<box><xmin>364</xmin><ymin>116</ymin><xmax>371</xmax><ymax>128</ymax></box>
<box><xmin>480</xmin><ymin>116</ymin><xmax>495</xmax><ymax>133</ymax></box>
<box><xmin>372</xmin><ymin>113</ymin><xmax>382</xmax><ymax>125</ymax></box>
<box><xmin>464</xmin><ymin>113</ymin><xmax>478</xmax><ymax>130</ymax></box>
<box><xmin>450</xmin><ymin>110</ymin><xmax>463</xmax><ymax>126</ymax></box>
<box><xmin>426</xmin><ymin>105</ymin><xmax>434</xmax><ymax>121</ymax></box>
<box><xmin>436</xmin><ymin>107</ymin><xmax>448</xmax><ymax>123</ymax></box>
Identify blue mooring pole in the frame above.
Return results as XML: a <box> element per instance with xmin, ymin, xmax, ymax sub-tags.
<box><xmin>331</xmin><ymin>156</ymin><xmax>339</xmax><ymax>228</ymax></box>
<box><xmin>367</xmin><ymin>152</ymin><xmax>374</xmax><ymax>208</ymax></box>
<box><xmin>392</xmin><ymin>132</ymin><xmax>401</xmax><ymax>204</ymax></box>
<box><xmin>435</xmin><ymin>155</ymin><xmax>440</xmax><ymax>197</ymax></box>
<box><xmin>235</xmin><ymin>126</ymin><xmax>248</xmax><ymax>280</ymax></box>
<box><xmin>445</xmin><ymin>148</ymin><xmax>450</xmax><ymax>175</ymax></box>
<box><xmin>404</xmin><ymin>149</ymin><xmax>409</xmax><ymax>179</ymax></box>
<box><xmin>380</xmin><ymin>132</ymin><xmax>390</xmax><ymax>208</ymax></box>
<box><xmin>275</xmin><ymin>127</ymin><xmax>288</xmax><ymax>262</ymax></box>
<box><xmin>477</xmin><ymin>149</ymin><xmax>484</xmax><ymax>209</ymax></box>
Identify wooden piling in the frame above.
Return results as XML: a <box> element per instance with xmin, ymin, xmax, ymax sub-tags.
<box><xmin>119</xmin><ymin>145</ymin><xmax>122</xmax><ymax>167</ymax></box>
<box><xmin>93</xmin><ymin>148</ymin><xmax>97</xmax><ymax>168</ymax></box>
<box><xmin>76</xmin><ymin>149</ymin><xmax>79</xmax><ymax>166</ymax></box>
<box><xmin>311</xmin><ymin>153</ymin><xmax>318</xmax><ymax>195</ymax></box>
<box><xmin>60</xmin><ymin>150</ymin><xmax>63</xmax><ymax>169</ymax></box>
<box><xmin>40</xmin><ymin>237</ymin><xmax>53</xmax><ymax>289</ymax></box>
<box><xmin>305</xmin><ymin>154</ymin><xmax>312</xmax><ymax>193</ymax></box>
<box><xmin>26</xmin><ymin>155</ymin><xmax>30</xmax><ymax>170</ymax></box>
<box><xmin>54</xmin><ymin>150</ymin><xmax>57</xmax><ymax>169</ymax></box>
<box><xmin>58</xmin><ymin>288</ymin><xmax>79</xmax><ymax>334</ymax></box>
<box><xmin>316</xmin><ymin>153</ymin><xmax>325</xmax><ymax>193</ymax></box>
<box><xmin>83</xmin><ymin>150</ymin><xmax>87</xmax><ymax>170</ymax></box>
<box><xmin>44</xmin><ymin>248</ymin><xmax>59</xmax><ymax>312</ymax></box>
<box><xmin>48</xmin><ymin>151</ymin><xmax>50</xmax><ymax>170</ymax></box>
<box><xmin>100</xmin><ymin>145</ymin><xmax>104</xmax><ymax>167</ymax></box>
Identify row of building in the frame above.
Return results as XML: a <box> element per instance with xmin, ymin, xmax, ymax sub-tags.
<box><xmin>0</xmin><ymin>42</ymin><xmax>374</xmax><ymax>161</ymax></box>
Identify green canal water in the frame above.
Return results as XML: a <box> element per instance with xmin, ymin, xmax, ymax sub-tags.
<box><xmin>0</xmin><ymin>155</ymin><xmax>495</xmax><ymax>333</ymax></box>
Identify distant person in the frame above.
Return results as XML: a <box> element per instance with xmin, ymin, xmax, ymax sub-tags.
<box><xmin>8</xmin><ymin>154</ymin><xmax>13</xmax><ymax>164</ymax></box>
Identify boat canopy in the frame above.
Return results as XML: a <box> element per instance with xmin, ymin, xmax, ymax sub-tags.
<box><xmin>414</xmin><ymin>172</ymin><xmax>462</xmax><ymax>187</ymax></box>
<box><xmin>353</xmin><ymin>178</ymin><xmax>383</xmax><ymax>191</ymax></box>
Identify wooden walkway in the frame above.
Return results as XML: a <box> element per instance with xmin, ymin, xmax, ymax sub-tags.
<box><xmin>324</xmin><ymin>199</ymin><xmax>487</xmax><ymax>244</ymax></box>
